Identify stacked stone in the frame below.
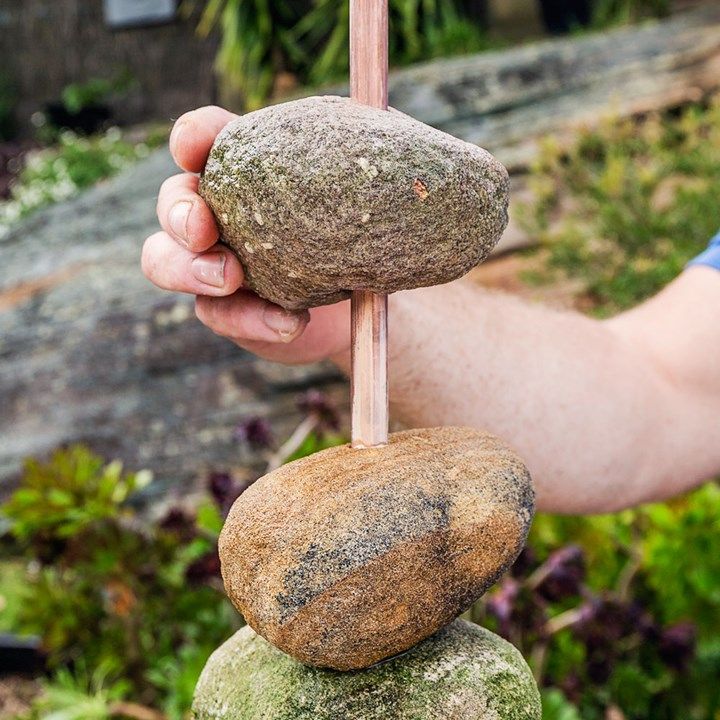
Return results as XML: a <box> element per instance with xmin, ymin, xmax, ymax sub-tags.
<box><xmin>192</xmin><ymin>97</ymin><xmax>541</xmax><ymax>719</ymax></box>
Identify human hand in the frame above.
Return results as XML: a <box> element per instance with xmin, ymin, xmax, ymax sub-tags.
<box><xmin>142</xmin><ymin>106</ymin><xmax>351</xmax><ymax>365</ymax></box>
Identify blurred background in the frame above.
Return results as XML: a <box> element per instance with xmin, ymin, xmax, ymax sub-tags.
<box><xmin>1</xmin><ymin>1</ymin><xmax>719</xmax><ymax>718</ymax></box>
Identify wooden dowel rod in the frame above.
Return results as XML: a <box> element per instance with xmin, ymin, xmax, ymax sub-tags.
<box><xmin>349</xmin><ymin>0</ymin><xmax>389</xmax><ymax>449</ymax></box>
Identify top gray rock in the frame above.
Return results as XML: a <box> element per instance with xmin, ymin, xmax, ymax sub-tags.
<box><xmin>200</xmin><ymin>96</ymin><xmax>509</xmax><ymax>310</ymax></box>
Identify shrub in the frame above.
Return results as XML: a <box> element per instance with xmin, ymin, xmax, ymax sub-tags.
<box><xmin>2</xmin><ymin>446</ymin><xmax>238</xmax><ymax>718</ymax></box>
<box><xmin>0</xmin><ymin>127</ymin><xmax>165</xmax><ymax>238</ymax></box>
<box><xmin>475</xmin><ymin>483</ymin><xmax>720</xmax><ymax>719</ymax></box>
<box><xmin>591</xmin><ymin>0</ymin><xmax>670</xmax><ymax>28</ymax></box>
<box><xmin>522</xmin><ymin>96</ymin><xmax>720</xmax><ymax>313</ymax></box>
<box><xmin>187</xmin><ymin>0</ymin><xmax>492</xmax><ymax>109</ymax></box>
<box><xmin>60</xmin><ymin>72</ymin><xmax>135</xmax><ymax>116</ymax></box>
<box><xmin>1</xmin><ymin>392</ymin><xmax>345</xmax><ymax>718</ymax></box>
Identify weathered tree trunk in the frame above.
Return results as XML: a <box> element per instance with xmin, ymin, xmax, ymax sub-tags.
<box><xmin>0</xmin><ymin>152</ymin><xmax>347</xmax><ymax>497</ymax></box>
<box><xmin>2</xmin><ymin>5</ymin><xmax>719</xmax><ymax>494</ymax></box>
<box><xmin>388</xmin><ymin>3</ymin><xmax>720</xmax><ymax>169</ymax></box>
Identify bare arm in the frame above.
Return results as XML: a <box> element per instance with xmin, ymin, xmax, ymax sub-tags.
<box><xmin>329</xmin><ymin>268</ymin><xmax>720</xmax><ymax>513</ymax></box>
<box><xmin>142</xmin><ymin>107</ymin><xmax>720</xmax><ymax>514</ymax></box>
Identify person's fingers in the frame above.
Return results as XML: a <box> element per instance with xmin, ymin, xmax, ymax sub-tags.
<box><xmin>157</xmin><ymin>174</ymin><xmax>219</xmax><ymax>251</ymax></box>
<box><xmin>141</xmin><ymin>232</ymin><xmax>243</xmax><ymax>296</ymax></box>
<box><xmin>196</xmin><ymin>291</ymin><xmax>311</xmax><ymax>347</ymax></box>
<box><xmin>195</xmin><ymin>294</ymin><xmax>351</xmax><ymax>364</ymax></box>
<box><xmin>169</xmin><ymin>106</ymin><xmax>239</xmax><ymax>173</ymax></box>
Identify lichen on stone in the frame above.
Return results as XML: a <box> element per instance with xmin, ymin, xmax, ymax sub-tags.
<box><xmin>200</xmin><ymin>96</ymin><xmax>510</xmax><ymax>310</ymax></box>
<box><xmin>192</xmin><ymin>620</ymin><xmax>541</xmax><ymax>720</ymax></box>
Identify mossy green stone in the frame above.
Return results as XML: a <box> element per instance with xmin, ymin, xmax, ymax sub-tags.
<box><xmin>192</xmin><ymin>620</ymin><xmax>540</xmax><ymax>720</ymax></box>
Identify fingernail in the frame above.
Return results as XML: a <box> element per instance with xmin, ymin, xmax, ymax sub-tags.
<box><xmin>263</xmin><ymin>305</ymin><xmax>307</xmax><ymax>342</ymax></box>
<box><xmin>169</xmin><ymin>119</ymin><xmax>186</xmax><ymax>160</ymax></box>
<box><xmin>169</xmin><ymin>201</ymin><xmax>192</xmax><ymax>243</ymax></box>
<box><xmin>191</xmin><ymin>253</ymin><xmax>226</xmax><ymax>288</ymax></box>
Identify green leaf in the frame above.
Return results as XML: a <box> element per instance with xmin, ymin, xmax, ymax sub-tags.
<box><xmin>542</xmin><ymin>689</ymin><xmax>582</xmax><ymax>720</ymax></box>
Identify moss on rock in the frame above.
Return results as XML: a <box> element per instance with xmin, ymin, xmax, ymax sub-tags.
<box><xmin>192</xmin><ymin>619</ymin><xmax>540</xmax><ymax>720</ymax></box>
<box><xmin>200</xmin><ymin>96</ymin><xmax>509</xmax><ymax>310</ymax></box>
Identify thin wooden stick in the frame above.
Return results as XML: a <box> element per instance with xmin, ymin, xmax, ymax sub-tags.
<box><xmin>349</xmin><ymin>0</ymin><xmax>389</xmax><ymax>449</ymax></box>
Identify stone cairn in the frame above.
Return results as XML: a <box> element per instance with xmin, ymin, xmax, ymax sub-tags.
<box><xmin>192</xmin><ymin>3</ymin><xmax>541</xmax><ymax>718</ymax></box>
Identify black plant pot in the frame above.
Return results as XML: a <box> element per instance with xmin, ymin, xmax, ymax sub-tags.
<box><xmin>44</xmin><ymin>102</ymin><xmax>113</xmax><ymax>135</ymax></box>
<box><xmin>538</xmin><ymin>0</ymin><xmax>593</xmax><ymax>33</ymax></box>
<box><xmin>0</xmin><ymin>634</ymin><xmax>44</xmax><ymax>677</ymax></box>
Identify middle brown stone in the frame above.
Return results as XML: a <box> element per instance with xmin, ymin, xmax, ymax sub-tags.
<box><xmin>219</xmin><ymin>426</ymin><xmax>534</xmax><ymax>670</ymax></box>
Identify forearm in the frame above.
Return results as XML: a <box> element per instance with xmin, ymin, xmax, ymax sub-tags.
<box><xmin>334</xmin><ymin>277</ymin><xmax>716</xmax><ymax>514</ymax></box>
<box><xmin>148</xmin><ymin>106</ymin><xmax>720</xmax><ymax>514</ymax></box>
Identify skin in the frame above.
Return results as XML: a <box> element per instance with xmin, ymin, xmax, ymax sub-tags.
<box><xmin>142</xmin><ymin>105</ymin><xmax>720</xmax><ymax>514</ymax></box>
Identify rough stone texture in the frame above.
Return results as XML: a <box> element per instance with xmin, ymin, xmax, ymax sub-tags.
<box><xmin>220</xmin><ymin>427</ymin><xmax>534</xmax><ymax>670</ymax></box>
<box><xmin>200</xmin><ymin>96</ymin><xmax>510</xmax><ymax>310</ymax></box>
<box><xmin>192</xmin><ymin>619</ymin><xmax>541</xmax><ymax>720</ymax></box>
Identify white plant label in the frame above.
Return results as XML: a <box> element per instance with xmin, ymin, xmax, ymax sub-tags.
<box><xmin>103</xmin><ymin>0</ymin><xmax>175</xmax><ymax>28</ymax></box>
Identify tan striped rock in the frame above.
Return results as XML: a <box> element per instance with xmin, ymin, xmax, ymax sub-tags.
<box><xmin>219</xmin><ymin>427</ymin><xmax>534</xmax><ymax>670</ymax></box>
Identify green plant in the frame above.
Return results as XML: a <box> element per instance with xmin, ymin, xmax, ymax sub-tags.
<box><xmin>28</xmin><ymin>662</ymin><xmax>129</xmax><ymax>720</ymax></box>
<box><xmin>290</xmin><ymin>0</ymin><xmax>491</xmax><ymax>87</ymax></box>
<box><xmin>477</xmin><ymin>482</ymin><xmax>720</xmax><ymax>720</ymax></box>
<box><xmin>0</xmin><ymin>560</ymin><xmax>26</xmax><ymax>632</ymax></box>
<box><xmin>0</xmin><ymin>127</ymin><xmax>165</xmax><ymax>238</ymax></box>
<box><xmin>1</xmin><ymin>446</ymin><xmax>238</xmax><ymax>719</ymax></box>
<box><xmin>3</xmin><ymin>445</ymin><xmax>152</xmax><ymax>543</ymax></box>
<box><xmin>60</xmin><ymin>72</ymin><xmax>135</xmax><ymax>114</ymax></box>
<box><xmin>592</xmin><ymin>0</ymin><xmax>670</xmax><ymax>28</ymax></box>
<box><xmin>187</xmin><ymin>0</ymin><xmax>490</xmax><ymax>109</ymax></box>
<box><xmin>541</xmin><ymin>689</ymin><xmax>582</xmax><ymax>720</ymax></box>
<box><xmin>1</xmin><ymin>393</ymin><xmax>345</xmax><ymax>718</ymax></box>
<box><xmin>522</xmin><ymin>97</ymin><xmax>720</xmax><ymax>313</ymax></box>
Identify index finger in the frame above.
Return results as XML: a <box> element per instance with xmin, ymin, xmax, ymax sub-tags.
<box><xmin>169</xmin><ymin>105</ymin><xmax>239</xmax><ymax>173</ymax></box>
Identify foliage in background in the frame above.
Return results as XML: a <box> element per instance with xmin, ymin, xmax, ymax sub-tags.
<box><xmin>5</xmin><ymin>447</ymin><xmax>719</xmax><ymax>719</ymax></box>
<box><xmin>591</xmin><ymin>0</ymin><xmax>670</xmax><ymax>28</ymax></box>
<box><xmin>60</xmin><ymin>72</ymin><xmax>135</xmax><ymax>115</ymax></box>
<box><xmin>1</xmin><ymin>446</ymin><xmax>238</xmax><ymax>719</ymax></box>
<box><xmin>187</xmin><ymin>0</ymin><xmax>673</xmax><ymax>110</ymax></box>
<box><xmin>509</xmin><ymin>93</ymin><xmax>720</xmax><ymax>718</ymax></box>
<box><xmin>474</xmin><ymin>483</ymin><xmax>720</xmax><ymax>720</ymax></box>
<box><xmin>25</xmin><ymin>663</ymin><xmax>130</xmax><ymax>720</ymax></box>
<box><xmin>0</xmin><ymin>127</ymin><xmax>165</xmax><ymax>240</ymax></box>
<box><xmin>522</xmin><ymin>96</ymin><xmax>720</xmax><ymax>313</ymax></box>
<box><xmin>185</xmin><ymin>0</ymin><xmax>491</xmax><ymax>109</ymax></box>
<box><xmin>0</xmin><ymin>560</ymin><xmax>25</xmax><ymax>633</ymax></box>
<box><xmin>1</xmin><ymin>391</ymin><xmax>344</xmax><ymax>719</ymax></box>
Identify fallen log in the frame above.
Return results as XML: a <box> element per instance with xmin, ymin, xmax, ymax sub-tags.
<box><xmin>0</xmin><ymin>151</ymin><xmax>347</xmax><ymax>496</ymax></box>
<box><xmin>387</xmin><ymin>3</ymin><xmax>720</xmax><ymax>170</ymax></box>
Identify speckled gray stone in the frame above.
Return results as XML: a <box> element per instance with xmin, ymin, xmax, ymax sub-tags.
<box><xmin>199</xmin><ymin>96</ymin><xmax>509</xmax><ymax>310</ymax></box>
<box><xmin>192</xmin><ymin>619</ymin><xmax>541</xmax><ymax>720</ymax></box>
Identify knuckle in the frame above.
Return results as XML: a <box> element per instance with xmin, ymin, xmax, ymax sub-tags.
<box><xmin>194</xmin><ymin>296</ymin><xmax>211</xmax><ymax>323</ymax></box>
<box><xmin>140</xmin><ymin>241</ymin><xmax>155</xmax><ymax>279</ymax></box>
<box><xmin>159</xmin><ymin>173</ymin><xmax>185</xmax><ymax>196</ymax></box>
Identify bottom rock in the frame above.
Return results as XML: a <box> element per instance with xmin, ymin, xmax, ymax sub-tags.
<box><xmin>192</xmin><ymin>619</ymin><xmax>541</xmax><ymax>720</ymax></box>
